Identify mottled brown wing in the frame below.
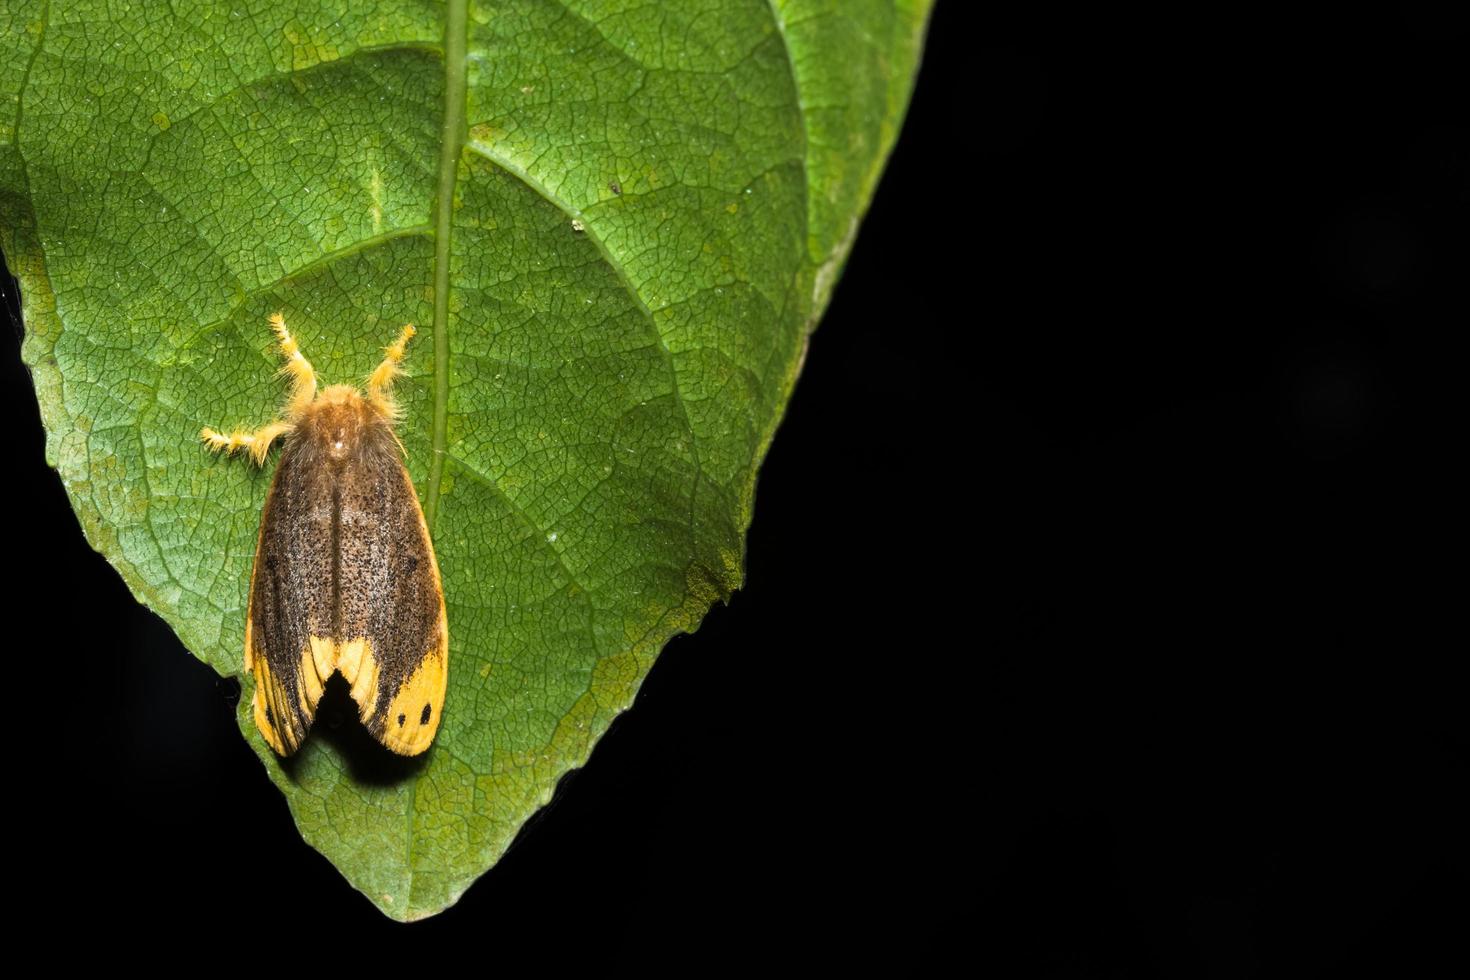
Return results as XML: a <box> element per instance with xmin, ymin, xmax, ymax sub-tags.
<box><xmin>333</xmin><ymin>432</ymin><xmax>448</xmax><ymax>756</ymax></box>
<box><xmin>245</xmin><ymin>429</ymin><xmax>447</xmax><ymax>756</ymax></box>
<box><xmin>245</xmin><ymin>440</ymin><xmax>336</xmax><ymax>755</ymax></box>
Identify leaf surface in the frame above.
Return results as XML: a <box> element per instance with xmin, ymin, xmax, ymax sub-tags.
<box><xmin>0</xmin><ymin>0</ymin><xmax>930</xmax><ymax>918</ymax></box>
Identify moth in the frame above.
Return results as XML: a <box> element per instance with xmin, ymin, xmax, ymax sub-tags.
<box><xmin>201</xmin><ymin>313</ymin><xmax>448</xmax><ymax>756</ymax></box>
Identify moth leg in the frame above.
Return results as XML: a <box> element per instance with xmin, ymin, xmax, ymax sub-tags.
<box><xmin>269</xmin><ymin>311</ymin><xmax>318</xmax><ymax>420</ymax></box>
<box><xmin>367</xmin><ymin>323</ymin><xmax>416</xmax><ymax>418</ymax></box>
<box><xmin>200</xmin><ymin>419</ymin><xmax>295</xmax><ymax>466</ymax></box>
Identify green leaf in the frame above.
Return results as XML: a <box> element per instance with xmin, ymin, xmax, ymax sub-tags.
<box><xmin>1</xmin><ymin>0</ymin><xmax>930</xmax><ymax>919</ymax></box>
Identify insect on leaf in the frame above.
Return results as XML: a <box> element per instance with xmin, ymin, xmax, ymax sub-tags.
<box><xmin>0</xmin><ymin>0</ymin><xmax>932</xmax><ymax>919</ymax></box>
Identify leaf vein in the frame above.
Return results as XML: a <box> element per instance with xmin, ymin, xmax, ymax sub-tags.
<box><xmin>132</xmin><ymin>40</ymin><xmax>445</xmax><ymax>177</ymax></box>
<box><xmin>463</xmin><ymin>137</ymin><xmax>704</xmax><ymax>565</ymax></box>
<box><xmin>764</xmin><ymin>0</ymin><xmax>812</xmax><ymax>260</ymax></box>
<box><xmin>169</xmin><ymin>225</ymin><xmax>433</xmax><ymax>361</ymax></box>
<box><xmin>425</xmin><ymin>0</ymin><xmax>467</xmax><ymax>532</ymax></box>
<box><xmin>442</xmin><ymin>452</ymin><xmax>599</xmax><ymax>678</ymax></box>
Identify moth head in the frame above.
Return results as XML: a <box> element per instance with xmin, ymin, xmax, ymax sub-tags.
<box><xmin>306</xmin><ymin>385</ymin><xmax>377</xmax><ymax>461</ymax></box>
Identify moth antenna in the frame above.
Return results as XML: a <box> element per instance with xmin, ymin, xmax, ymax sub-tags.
<box><xmin>270</xmin><ymin>312</ymin><xmax>318</xmax><ymax>419</ymax></box>
<box><xmin>368</xmin><ymin>323</ymin><xmax>415</xmax><ymax>419</ymax></box>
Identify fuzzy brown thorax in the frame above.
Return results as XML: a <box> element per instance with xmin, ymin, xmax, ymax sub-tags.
<box><xmin>297</xmin><ymin>385</ymin><xmax>388</xmax><ymax>463</ymax></box>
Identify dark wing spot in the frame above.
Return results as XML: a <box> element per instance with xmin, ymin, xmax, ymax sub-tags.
<box><xmin>397</xmin><ymin>713</ymin><xmax>406</xmax><ymax>728</ymax></box>
<box><xmin>421</xmin><ymin>703</ymin><xmax>432</xmax><ymax>725</ymax></box>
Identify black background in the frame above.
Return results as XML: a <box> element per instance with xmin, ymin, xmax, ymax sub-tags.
<box><xmin>5</xmin><ymin>5</ymin><xmax>1464</xmax><ymax>972</ymax></box>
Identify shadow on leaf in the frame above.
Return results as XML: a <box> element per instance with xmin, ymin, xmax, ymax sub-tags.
<box><xmin>280</xmin><ymin>674</ymin><xmax>427</xmax><ymax>785</ymax></box>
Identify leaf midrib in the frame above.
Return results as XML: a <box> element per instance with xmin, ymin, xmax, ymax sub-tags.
<box><xmin>425</xmin><ymin>0</ymin><xmax>468</xmax><ymax>531</ymax></box>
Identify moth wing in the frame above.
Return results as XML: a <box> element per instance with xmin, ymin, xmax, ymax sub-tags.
<box><xmin>245</xmin><ymin>446</ymin><xmax>336</xmax><ymax>755</ymax></box>
<box><xmin>334</xmin><ymin>439</ymin><xmax>448</xmax><ymax>756</ymax></box>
